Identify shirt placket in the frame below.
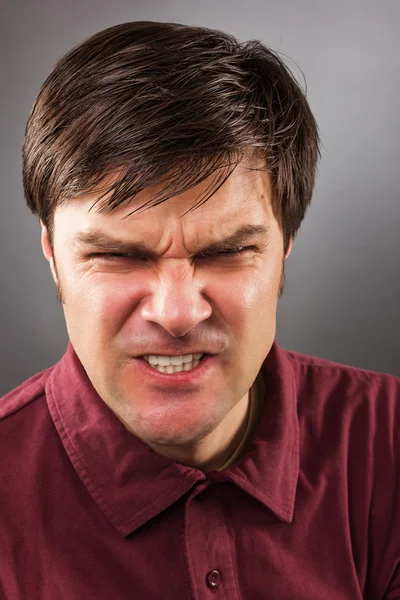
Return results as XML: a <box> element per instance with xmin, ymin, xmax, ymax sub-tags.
<box><xmin>184</xmin><ymin>480</ymin><xmax>241</xmax><ymax>600</ymax></box>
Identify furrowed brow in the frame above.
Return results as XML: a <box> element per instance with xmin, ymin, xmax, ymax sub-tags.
<box><xmin>195</xmin><ymin>224</ymin><xmax>270</xmax><ymax>256</ymax></box>
<box><xmin>72</xmin><ymin>231</ymin><xmax>158</xmax><ymax>259</ymax></box>
<box><xmin>72</xmin><ymin>224</ymin><xmax>270</xmax><ymax>258</ymax></box>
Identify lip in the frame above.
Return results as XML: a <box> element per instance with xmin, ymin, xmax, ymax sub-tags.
<box><xmin>135</xmin><ymin>350</ymin><xmax>211</xmax><ymax>358</ymax></box>
<box><xmin>131</xmin><ymin>354</ymin><xmax>215</xmax><ymax>384</ymax></box>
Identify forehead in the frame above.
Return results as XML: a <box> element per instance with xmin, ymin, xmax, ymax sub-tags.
<box><xmin>53</xmin><ymin>159</ymin><xmax>279</xmax><ymax>247</ymax></box>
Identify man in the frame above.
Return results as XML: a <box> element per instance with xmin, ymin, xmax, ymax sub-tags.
<box><xmin>0</xmin><ymin>20</ymin><xmax>399</xmax><ymax>600</ymax></box>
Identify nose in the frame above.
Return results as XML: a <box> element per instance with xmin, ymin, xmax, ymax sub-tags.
<box><xmin>140</xmin><ymin>261</ymin><xmax>212</xmax><ymax>337</ymax></box>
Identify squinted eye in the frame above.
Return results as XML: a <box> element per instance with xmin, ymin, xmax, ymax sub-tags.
<box><xmin>87</xmin><ymin>246</ymin><xmax>258</xmax><ymax>264</ymax></box>
<box><xmin>89</xmin><ymin>253</ymin><xmax>148</xmax><ymax>261</ymax></box>
<box><xmin>197</xmin><ymin>246</ymin><xmax>256</xmax><ymax>259</ymax></box>
<box><xmin>218</xmin><ymin>246</ymin><xmax>246</xmax><ymax>254</ymax></box>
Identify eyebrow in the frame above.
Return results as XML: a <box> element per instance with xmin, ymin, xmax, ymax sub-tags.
<box><xmin>72</xmin><ymin>224</ymin><xmax>271</xmax><ymax>259</ymax></box>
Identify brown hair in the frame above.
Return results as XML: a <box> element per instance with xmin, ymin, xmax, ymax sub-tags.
<box><xmin>22</xmin><ymin>21</ymin><xmax>320</xmax><ymax>252</ymax></box>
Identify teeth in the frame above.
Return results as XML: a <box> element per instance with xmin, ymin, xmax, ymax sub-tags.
<box><xmin>158</xmin><ymin>356</ymin><xmax>172</xmax><ymax>366</ymax></box>
<box><xmin>145</xmin><ymin>353</ymin><xmax>203</xmax><ymax>366</ymax></box>
<box><xmin>171</xmin><ymin>356</ymin><xmax>183</xmax><ymax>365</ymax></box>
<box><xmin>143</xmin><ymin>354</ymin><xmax>204</xmax><ymax>373</ymax></box>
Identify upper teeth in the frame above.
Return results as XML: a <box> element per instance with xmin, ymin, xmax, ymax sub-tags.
<box><xmin>144</xmin><ymin>353</ymin><xmax>203</xmax><ymax>366</ymax></box>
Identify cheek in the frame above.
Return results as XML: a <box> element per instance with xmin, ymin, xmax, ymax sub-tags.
<box><xmin>63</xmin><ymin>256</ymin><xmax>280</xmax><ymax>339</ymax></box>
<box><xmin>64</xmin><ymin>270</ymin><xmax>149</xmax><ymax>333</ymax></box>
<box><xmin>209</xmin><ymin>263</ymin><xmax>279</xmax><ymax>328</ymax></box>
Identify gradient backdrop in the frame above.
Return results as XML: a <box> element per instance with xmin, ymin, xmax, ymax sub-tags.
<box><xmin>1</xmin><ymin>0</ymin><xmax>399</xmax><ymax>395</ymax></box>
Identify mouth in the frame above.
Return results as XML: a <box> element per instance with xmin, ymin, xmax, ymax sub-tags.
<box><xmin>140</xmin><ymin>353</ymin><xmax>206</xmax><ymax>374</ymax></box>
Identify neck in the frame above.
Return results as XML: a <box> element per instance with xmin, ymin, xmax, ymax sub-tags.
<box><xmin>147</xmin><ymin>392</ymin><xmax>250</xmax><ymax>472</ymax></box>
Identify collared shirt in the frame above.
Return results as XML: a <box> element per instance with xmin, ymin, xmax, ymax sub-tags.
<box><xmin>0</xmin><ymin>341</ymin><xmax>399</xmax><ymax>599</ymax></box>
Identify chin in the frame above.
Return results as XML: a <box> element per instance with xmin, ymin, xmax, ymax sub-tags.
<box><xmin>133</xmin><ymin>409</ymin><xmax>219</xmax><ymax>448</ymax></box>
<box><xmin>105</xmin><ymin>380</ymin><xmax>231</xmax><ymax>448</ymax></box>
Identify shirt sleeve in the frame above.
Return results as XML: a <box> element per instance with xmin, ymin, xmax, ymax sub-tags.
<box><xmin>370</xmin><ymin>374</ymin><xmax>400</xmax><ymax>599</ymax></box>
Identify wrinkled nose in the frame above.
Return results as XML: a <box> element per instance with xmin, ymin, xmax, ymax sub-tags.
<box><xmin>140</xmin><ymin>263</ymin><xmax>212</xmax><ymax>337</ymax></box>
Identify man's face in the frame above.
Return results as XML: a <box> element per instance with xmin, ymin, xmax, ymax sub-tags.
<box><xmin>42</xmin><ymin>158</ymin><xmax>291</xmax><ymax>449</ymax></box>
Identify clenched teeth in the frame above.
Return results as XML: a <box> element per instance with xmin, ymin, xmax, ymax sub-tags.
<box><xmin>142</xmin><ymin>353</ymin><xmax>204</xmax><ymax>373</ymax></box>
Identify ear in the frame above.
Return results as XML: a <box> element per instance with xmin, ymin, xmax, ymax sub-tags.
<box><xmin>285</xmin><ymin>237</ymin><xmax>293</xmax><ymax>260</ymax></box>
<box><xmin>40</xmin><ymin>221</ymin><xmax>58</xmax><ymax>285</ymax></box>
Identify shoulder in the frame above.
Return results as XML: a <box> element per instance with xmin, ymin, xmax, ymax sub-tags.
<box><xmin>0</xmin><ymin>367</ymin><xmax>56</xmax><ymax>454</ymax></box>
<box><xmin>0</xmin><ymin>366</ymin><xmax>55</xmax><ymax>422</ymax></box>
<box><xmin>0</xmin><ymin>364</ymin><xmax>66</xmax><ymax>511</ymax></box>
<box><xmin>280</xmin><ymin>349</ymin><xmax>400</xmax><ymax>595</ymax></box>
<box><xmin>280</xmin><ymin>346</ymin><xmax>400</xmax><ymax>459</ymax></box>
<box><xmin>283</xmin><ymin>346</ymin><xmax>399</xmax><ymax>408</ymax></box>
<box><xmin>0</xmin><ymin>365</ymin><xmax>69</xmax><ymax>560</ymax></box>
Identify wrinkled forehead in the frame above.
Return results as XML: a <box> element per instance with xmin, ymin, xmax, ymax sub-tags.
<box><xmin>52</xmin><ymin>159</ymin><xmax>278</xmax><ymax>249</ymax></box>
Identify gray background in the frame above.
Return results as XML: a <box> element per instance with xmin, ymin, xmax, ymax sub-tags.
<box><xmin>1</xmin><ymin>0</ymin><xmax>399</xmax><ymax>396</ymax></box>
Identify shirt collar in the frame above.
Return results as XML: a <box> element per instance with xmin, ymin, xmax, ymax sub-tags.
<box><xmin>46</xmin><ymin>341</ymin><xmax>299</xmax><ymax>536</ymax></box>
<box><xmin>219</xmin><ymin>342</ymin><xmax>300</xmax><ymax>523</ymax></box>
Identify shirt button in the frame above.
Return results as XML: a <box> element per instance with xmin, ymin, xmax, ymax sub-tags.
<box><xmin>206</xmin><ymin>570</ymin><xmax>221</xmax><ymax>589</ymax></box>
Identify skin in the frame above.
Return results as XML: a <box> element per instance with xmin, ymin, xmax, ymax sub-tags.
<box><xmin>41</xmin><ymin>157</ymin><xmax>292</xmax><ymax>472</ymax></box>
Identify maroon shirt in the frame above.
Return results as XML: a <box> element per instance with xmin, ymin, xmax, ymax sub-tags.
<box><xmin>1</xmin><ymin>342</ymin><xmax>399</xmax><ymax>599</ymax></box>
